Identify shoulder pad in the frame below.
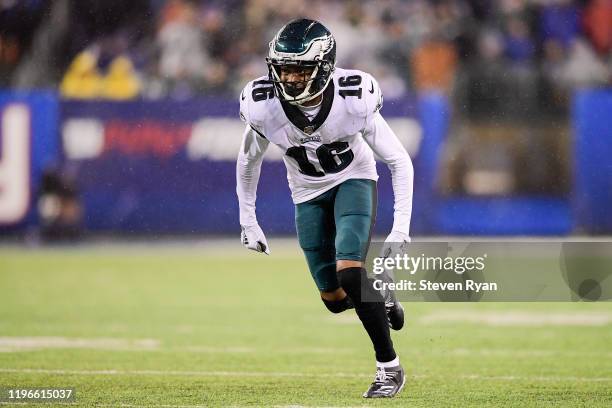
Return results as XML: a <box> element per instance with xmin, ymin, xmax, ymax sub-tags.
<box><xmin>335</xmin><ymin>69</ymin><xmax>383</xmax><ymax>119</ymax></box>
<box><xmin>239</xmin><ymin>76</ymin><xmax>275</xmax><ymax>133</ymax></box>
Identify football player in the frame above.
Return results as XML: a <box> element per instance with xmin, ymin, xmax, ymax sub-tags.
<box><xmin>236</xmin><ymin>18</ymin><xmax>413</xmax><ymax>398</ymax></box>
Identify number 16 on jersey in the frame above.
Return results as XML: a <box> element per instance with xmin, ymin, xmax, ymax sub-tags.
<box><xmin>286</xmin><ymin>142</ymin><xmax>354</xmax><ymax>177</ymax></box>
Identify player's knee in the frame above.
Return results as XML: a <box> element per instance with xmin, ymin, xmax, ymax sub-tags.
<box><xmin>335</xmin><ymin>227</ymin><xmax>367</xmax><ymax>261</ymax></box>
<box><xmin>321</xmin><ymin>296</ymin><xmax>354</xmax><ymax>314</ymax></box>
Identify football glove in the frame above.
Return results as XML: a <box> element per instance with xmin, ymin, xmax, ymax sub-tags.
<box><xmin>381</xmin><ymin>230</ymin><xmax>411</xmax><ymax>259</ymax></box>
<box><xmin>240</xmin><ymin>224</ymin><xmax>270</xmax><ymax>255</ymax></box>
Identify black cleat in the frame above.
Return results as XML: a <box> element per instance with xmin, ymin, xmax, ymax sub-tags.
<box><xmin>385</xmin><ymin>298</ymin><xmax>405</xmax><ymax>331</ymax></box>
<box><xmin>363</xmin><ymin>365</ymin><xmax>406</xmax><ymax>398</ymax></box>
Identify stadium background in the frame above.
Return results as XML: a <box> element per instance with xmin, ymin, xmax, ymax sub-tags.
<box><xmin>0</xmin><ymin>1</ymin><xmax>611</xmax><ymax>406</ymax></box>
<box><xmin>0</xmin><ymin>0</ymin><xmax>611</xmax><ymax>237</ymax></box>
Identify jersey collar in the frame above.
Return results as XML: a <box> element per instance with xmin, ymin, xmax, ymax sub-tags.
<box><xmin>280</xmin><ymin>81</ymin><xmax>335</xmax><ymax>135</ymax></box>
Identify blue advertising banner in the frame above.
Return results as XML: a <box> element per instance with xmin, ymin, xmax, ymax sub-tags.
<box><xmin>573</xmin><ymin>89</ymin><xmax>612</xmax><ymax>233</ymax></box>
<box><xmin>0</xmin><ymin>91</ymin><xmax>59</xmax><ymax>231</ymax></box>
<box><xmin>3</xmin><ymin>89</ymin><xmax>610</xmax><ymax>236</ymax></box>
<box><xmin>59</xmin><ymin>97</ymin><xmax>425</xmax><ymax>235</ymax></box>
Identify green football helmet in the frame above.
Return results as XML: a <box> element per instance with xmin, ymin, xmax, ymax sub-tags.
<box><xmin>266</xmin><ymin>18</ymin><xmax>336</xmax><ymax>105</ymax></box>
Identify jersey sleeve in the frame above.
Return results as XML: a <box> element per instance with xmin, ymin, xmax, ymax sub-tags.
<box><xmin>236</xmin><ymin>124</ymin><xmax>270</xmax><ymax>226</ymax></box>
<box><xmin>362</xmin><ymin>111</ymin><xmax>413</xmax><ymax>236</ymax></box>
<box><xmin>239</xmin><ymin>79</ymin><xmax>267</xmax><ymax>138</ymax></box>
<box><xmin>239</xmin><ymin>83</ymin><xmax>251</xmax><ymax>124</ymax></box>
<box><xmin>362</xmin><ymin>72</ymin><xmax>384</xmax><ymax>128</ymax></box>
<box><xmin>237</xmin><ymin>78</ymin><xmax>272</xmax><ymax>226</ymax></box>
<box><xmin>340</xmin><ymin>70</ymin><xmax>384</xmax><ymax>132</ymax></box>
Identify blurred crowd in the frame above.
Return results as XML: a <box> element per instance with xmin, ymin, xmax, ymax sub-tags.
<box><xmin>0</xmin><ymin>0</ymin><xmax>47</xmax><ymax>86</ymax></box>
<box><xmin>2</xmin><ymin>0</ymin><xmax>609</xmax><ymax>202</ymax></box>
<box><xmin>1</xmin><ymin>0</ymin><xmax>611</xmax><ymax>105</ymax></box>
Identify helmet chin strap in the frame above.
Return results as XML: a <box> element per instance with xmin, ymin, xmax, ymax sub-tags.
<box><xmin>286</xmin><ymin>65</ymin><xmax>320</xmax><ymax>105</ymax></box>
<box><xmin>289</xmin><ymin>72</ymin><xmax>332</xmax><ymax>106</ymax></box>
<box><xmin>284</xmin><ymin>65</ymin><xmax>334</xmax><ymax>106</ymax></box>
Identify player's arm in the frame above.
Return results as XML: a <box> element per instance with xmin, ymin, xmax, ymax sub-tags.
<box><xmin>236</xmin><ymin>80</ymin><xmax>271</xmax><ymax>254</ymax></box>
<box><xmin>362</xmin><ymin>111</ymin><xmax>414</xmax><ymax>247</ymax></box>
<box><xmin>236</xmin><ymin>124</ymin><xmax>271</xmax><ymax>254</ymax></box>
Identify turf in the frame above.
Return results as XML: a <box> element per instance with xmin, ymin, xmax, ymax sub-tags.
<box><xmin>0</xmin><ymin>241</ymin><xmax>611</xmax><ymax>407</ymax></box>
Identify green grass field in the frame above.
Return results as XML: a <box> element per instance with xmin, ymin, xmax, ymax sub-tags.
<box><xmin>1</xmin><ymin>241</ymin><xmax>611</xmax><ymax>407</ymax></box>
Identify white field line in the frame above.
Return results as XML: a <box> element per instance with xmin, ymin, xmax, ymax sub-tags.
<box><xmin>169</xmin><ymin>347</ymin><xmax>612</xmax><ymax>359</ymax></box>
<box><xmin>418</xmin><ymin>311</ymin><xmax>612</xmax><ymax>327</ymax></box>
<box><xmin>0</xmin><ymin>368</ymin><xmax>370</xmax><ymax>378</ymax></box>
<box><xmin>0</xmin><ymin>405</ymin><xmax>368</xmax><ymax>408</ymax></box>
<box><xmin>335</xmin><ymin>311</ymin><xmax>612</xmax><ymax>327</ymax></box>
<box><xmin>0</xmin><ymin>368</ymin><xmax>611</xmax><ymax>383</ymax></box>
<box><xmin>0</xmin><ymin>337</ymin><xmax>159</xmax><ymax>352</ymax></box>
<box><xmin>0</xmin><ymin>337</ymin><xmax>349</xmax><ymax>355</ymax></box>
<box><xmin>446</xmin><ymin>348</ymin><xmax>612</xmax><ymax>358</ymax></box>
<box><xmin>93</xmin><ymin>405</ymin><xmax>369</xmax><ymax>408</ymax></box>
<box><xmin>0</xmin><ymin>404</ymin><xmax>76</xmax><ymax>406</ymax></box>
<box><xmin>458</xmin><ymin>374</ymin><xmax>612</xmax><ymax>383</ymax></box>
<box><xmin>0</xmin><ymin>337</ymin><xmax>610</xmax><ymax>359</ymax></box>
<box><xmin>176</xmin><ymin>346</ymin><xmax>348</xmax><ymax>355</ymax></box>
<box><xmin>113</xmin><ymin>405</ymin><xmax>207</xmax><ymax>408</ymax></box>
<box><xmin>0</xmin><ymin>405</ymin><xmax>210</xmax><ymax>408</ymax></box>
<box><xmin>0</xmin><ymin>404</ymin><xmax>371</xmax><ymax>408</ymax></box>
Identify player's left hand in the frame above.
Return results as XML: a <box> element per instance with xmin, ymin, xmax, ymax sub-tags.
<box><xmin>381</xmin><ymin>230</ymin><xmax>410</xmax><ymax>259</ymax></box>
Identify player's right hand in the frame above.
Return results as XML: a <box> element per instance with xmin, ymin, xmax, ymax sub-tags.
<box><xmin>381</xmin><ymin>230</ymin><xmax>410</xmax><ymax>259</ymax></box>
<box><xmin>240</xmin><ymin>224</ymin><xmax>270</xmax><ymax>255</ymax></box>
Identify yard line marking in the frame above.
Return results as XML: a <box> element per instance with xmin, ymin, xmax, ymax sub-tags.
<box><xmin>0</xmin><ymin>338</ymin><xmax>351</xmax><ymax>355</ymax></box>
<box><xmin>459</xmin><ymin>374</ymin><xmax>612</xmax><ymax>382</ymax></box>
<box><xmin>175</xmin><ymin>346</ymin><xmax>255</xmax><ymax>353</ymax></box>
<box><xmin>116</xmin><ymin>404</ymin><xmax>209</xmax><ymax>408</ymax></box>
<box><xmin>0</xmin><ymin>368</ymin><xmax>610</xmax><ymax>383</ymax></box>
<box><xmin>0</xmin><ymin>404</ymin><xmax>76</xmax><ymax>406</ymax></box>
<box><xmin>173</xmin><ymin>346</ymin><xmax>347</xmax><ymax>354</ymax></box>
<box><xmin>446</xmin><ymin>348</ymin><xmax>612</xmax><ymax>358</ymax></box>
<box><xmin>0</xmin><ymin>337</ymin><xmax>159</xmax><ymax>352</ymax></box>
<box><xmin>419</xmin><ymin>311</ymin><xmax>612</xmax><ymax>326</ymax></box>
<box><xmin>0</xmin><ymin>337</ymin><xmax>608</xmax><ymax>359</ymax></box>
<box><xmin>0</xmin><ymin>368</ymin><xmax>370</xmax><ymax>378</ymax></box>
<box><xmin>93</xmin><ymin>405</ymin><xmax>368</xmax><ymax>408</ymax></box>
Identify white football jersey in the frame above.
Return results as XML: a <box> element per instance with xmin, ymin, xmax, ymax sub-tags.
<box><xmin>239</xmin><ymin>68</ymin><xmax>383</xmax><ymax>204</ymax></box>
